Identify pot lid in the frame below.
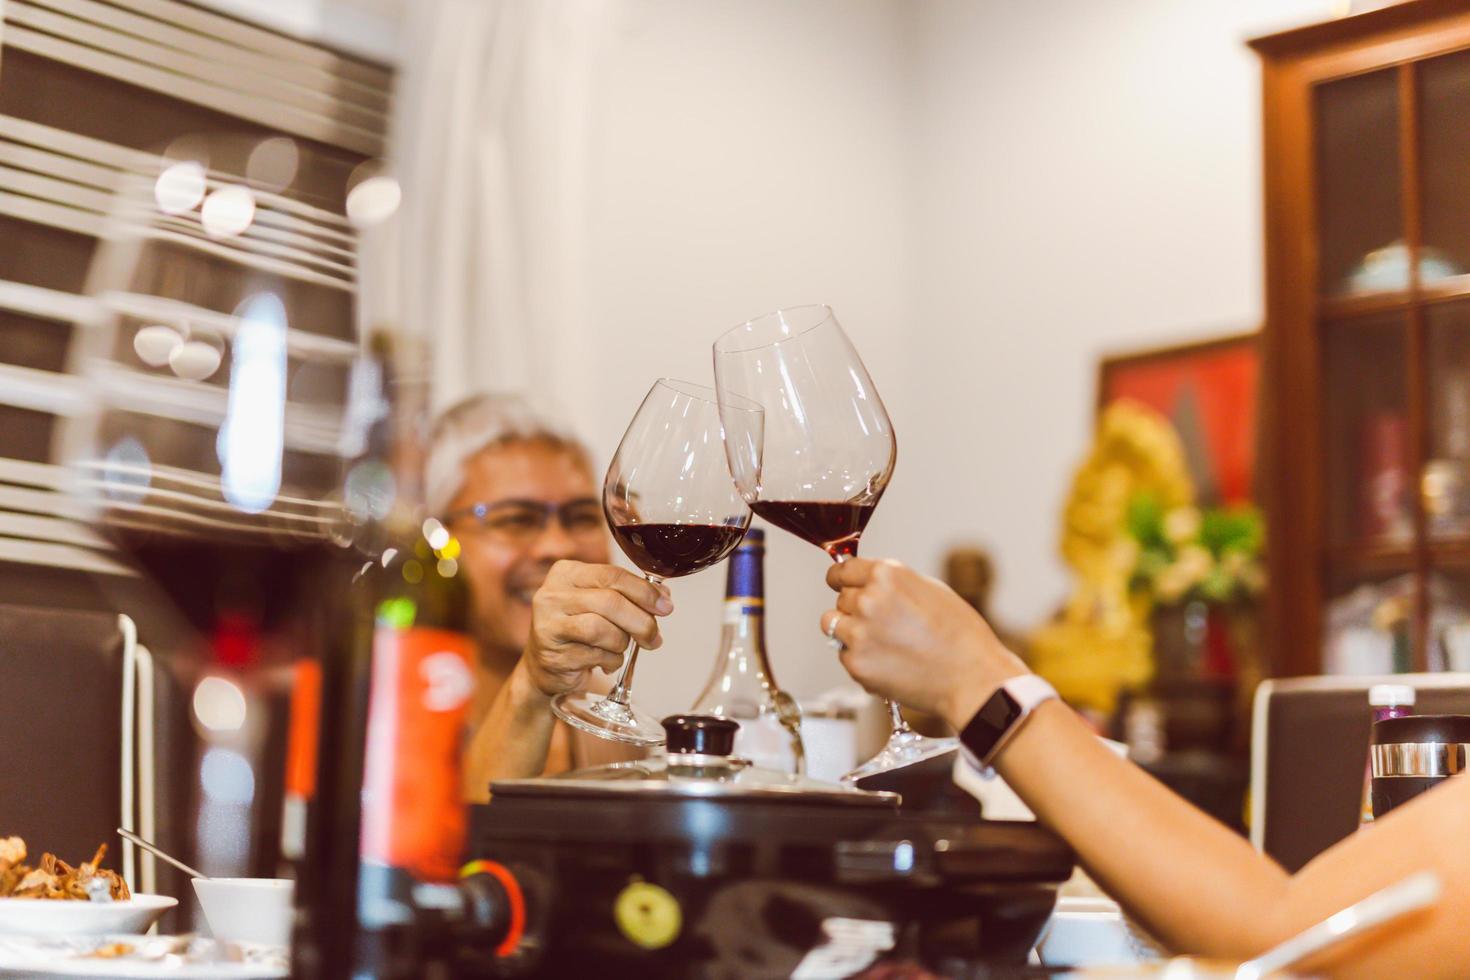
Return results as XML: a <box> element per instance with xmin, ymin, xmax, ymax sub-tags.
<box><xmin>491</xmin><ymin>714</ymin><xmax>899</xmax><ymax>808</ymax></box>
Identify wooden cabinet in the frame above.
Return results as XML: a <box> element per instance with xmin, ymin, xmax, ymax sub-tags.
<box><xmin>1254</xmin><ymin>1</ymin><xmax>1470</xmax><ymax>677</ymax></box>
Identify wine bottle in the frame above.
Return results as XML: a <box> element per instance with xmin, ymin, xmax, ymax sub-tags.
<box><xmin>690</xmin><ymin>528</ymin><xmax>805</xmax><ymax>774</ymax></box>
<box><xmin>292</xmin><ymin>334</ymin><xmax>516</xmax><ymax>979</ymax></box>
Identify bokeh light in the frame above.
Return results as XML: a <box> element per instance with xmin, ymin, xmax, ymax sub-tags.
<box><xmin>345</xmin><ymin>460</ymin><xmax>396</xmax><ymax>521</ymax></box>
<box><xmin>169</xmin><ymin>339</ymin><xmax>223</xmax><ymax>381</ymax></box>
<box><xmin>154</xmin><ymin>161</ymin><xmax>206</xmax><ymax>214</ymax></box>
<box><xmin>101</xmin><ymin>436</ymin><xmax>151</xmax><ymax>503</ymax></box>
<box><xmin>219</xmin><ymin>294</ymin><xmax>287</xmax><ymax>513</ymax></box>
<box><xmin>133</xmin><ymin>324</ymin><xmax>183</xmax><ymax>367</ymax></box>
<box><xmin>200</xmin><ymin>747</ymin><xmax>255</xmax><ymax>804</ymax></box>
<box><xmin>201</xmin><ymin>185</ymin><xmax>257</xmax><ymax>238</ymax></box>
<box><xmin>246</xmin><ymin>136</ymin><xmax>300</xmax><ymax>193</ymax></box>
<box><xmin>193</xmin><ymin>675</ymin><xmax>248</xmax><ymax>732</ymax></box>
<box><xmin>346</xmin><ymin>173</ymin><xmax>401</xmax><ymax>228</ymax></box>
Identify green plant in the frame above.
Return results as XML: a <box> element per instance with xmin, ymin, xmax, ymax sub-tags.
<box><xmin>1126</xmin><ymin>492</ymin><xmax>1266</xmax><ymax>606</ymax></box>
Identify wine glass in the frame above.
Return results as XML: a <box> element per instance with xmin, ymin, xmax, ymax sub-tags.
<box><xmin>712</xmin><ymin>304</ymin><xmax>957</xmax><ymax>782</ymax></box>
<box><xmin>55</xmin><ymin>132</ymin><xmax>383</xmax><ymax>907</ymax></box>
<box><xmin>551</xmin><ymin>379</ymin><xmax>761</xmax><ymax>746</ymax></box>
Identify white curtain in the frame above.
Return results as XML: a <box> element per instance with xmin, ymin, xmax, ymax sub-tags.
<box><xmin>363</xmin><ymin>0</ymin><xmax>611</xmax><ymax>413</ymax></box>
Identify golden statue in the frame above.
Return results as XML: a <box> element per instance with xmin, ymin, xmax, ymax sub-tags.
<box><xmin>1029</xmin><ymin>400</ymin><xmax>1195</xmax><ymax>715</ymax></box>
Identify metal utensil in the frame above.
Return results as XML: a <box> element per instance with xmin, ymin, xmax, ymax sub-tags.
<box><xmin>1233</xmin><ymin>871</ymin><xmax>1441</xmax><ymax>979</ymax></box>
<box><xmin>117</xmin><ymin>827</ymin><xmax>209</xmax><ymax>880</ymax></box>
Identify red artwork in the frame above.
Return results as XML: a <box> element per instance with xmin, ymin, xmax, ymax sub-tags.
<box><xmin>1098</xmin><ymin>334</ymin><xmax>1259</xmax><ymax>505</ymax></box>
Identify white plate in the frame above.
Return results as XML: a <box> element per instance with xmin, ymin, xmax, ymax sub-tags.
<box><xmin>0</xmin><ymin>934</ymin><xmax>286</xmax><ymax>978</ymax></box>
<box><xmin>0</xmin><ymin>895</ymin><xmax>177</xmax><ymax>937</ymax></box>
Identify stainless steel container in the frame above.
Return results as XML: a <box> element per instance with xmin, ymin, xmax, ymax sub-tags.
<box><xmin>1370</xmin><ymin>713</ymin><xmax>1470</xmax><ymax>818</ymax></box>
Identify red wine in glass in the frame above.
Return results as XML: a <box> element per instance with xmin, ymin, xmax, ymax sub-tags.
<box><xmin>107</xmin><ymin>528</ymin><xmax>348</xmax><ymax>639</ymax></box>
<box><xmin>714</xmin><ymin>304</ymin><xmax>956</xmax><ymax>782</ymax></box>
<box><xmin>748</xmin><ymin>500</ymin><xmax>876</xmax><ymax>560</ymax></box>
<box><xmin>609</xmin><ymin>522</ymin><xmax>748</xmax><ymax>579</ymax></box>
<box><xmin>551</xmin><ymin>379</ymin><xmax>759</xmax><ymax>746</ymax></box>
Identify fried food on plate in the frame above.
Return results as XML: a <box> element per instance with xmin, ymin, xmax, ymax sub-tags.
<box><xmin>0</xmin><ymin>839</ymin><xmax>131</xmax><ymax>901</ymax></box>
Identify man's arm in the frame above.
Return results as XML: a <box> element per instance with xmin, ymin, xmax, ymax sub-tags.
<box><xmin>463</xmin><ymin>661</ymin><xmax>556</xmax><ymax>802</ymax></box>
<box><xmin>461</xmin><ymin>560</ymin><xmax>670</xmax><ymax>801</ymax></box>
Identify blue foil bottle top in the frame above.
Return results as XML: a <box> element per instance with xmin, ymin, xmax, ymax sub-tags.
<box><xmin>725</xmin><ymin>526</ymin><xmax>764</xmax><ymax>601</ymax></box>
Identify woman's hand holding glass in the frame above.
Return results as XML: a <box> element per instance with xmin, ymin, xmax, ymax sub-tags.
<box><xmin>821</xmin><ymin>558</ymin><xmax>1030</xmax><ymax>731</ymax></box>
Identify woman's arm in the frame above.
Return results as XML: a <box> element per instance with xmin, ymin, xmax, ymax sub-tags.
<box><xmin>991</xmin><ymin>699</ymin><xmax>1470</xmax><ymax>977</ymax></box>
<box><xmin>822</xmin><ymin>558</ymin><xmax>1470</xmax><ymax>977</ymax></box>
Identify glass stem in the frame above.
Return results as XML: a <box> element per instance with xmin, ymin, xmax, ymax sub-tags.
<box><xmin>607</xmin><ymin>640</ymin><xmax>640</xmax><ymax>706</ymax></box>
<box><xmin>607</xmin><ymin>573</ymin><xmax>660</xmax><ymax>706</ymax></box>
<box><xmin>886</xmin><ymin>699</ymin><xmax>911</xmax><ymax>735</ymax></box>
<box><xmin>830</xmin><ymin>544</ymin><xmax>909</xmax><ymax>737</ymax></box>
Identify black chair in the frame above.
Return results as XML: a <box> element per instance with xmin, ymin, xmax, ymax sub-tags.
<box><xmin>1249</xmin><ymin>673</ymin><xmax>1470</xmax><ymax>872</ymax></box>
<box><xmin>0</xmin><ymin>603</ymin><xmax>160</xmax><ymax>891</ymax></box>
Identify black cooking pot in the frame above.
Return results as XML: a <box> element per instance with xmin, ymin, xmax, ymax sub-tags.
<box><xmin>464</xmin><ymin>715</ymin><xmax>1074</xmax><ymax>977</ymax></box>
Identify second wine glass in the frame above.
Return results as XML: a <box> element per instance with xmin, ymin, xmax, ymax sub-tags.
<box><xmin>713</xmin><ymin>304</ymin><xmax>957</xmax><ymax>781</ymax></box>
<box><xmin>551</xmin><ymin>379</ymin><xmax>761</xmax><ymax>746</ymax></box>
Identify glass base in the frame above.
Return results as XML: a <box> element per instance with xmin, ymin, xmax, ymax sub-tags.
<box><xmin>842</xmin><ymin>730</ymin><xmax>958</xmax><ymax>783</ymax></box>
<box><xmin>551</xmin><ymin>690</ymin><xmax>667</xmax><ymax>747</ymax></box>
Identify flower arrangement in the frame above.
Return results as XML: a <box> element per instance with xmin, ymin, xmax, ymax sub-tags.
<box><xmin>1125</xmin><ymin>493</ymin><xmax>1266</xmax><ymax>607</ymax></box>
<box><xmin>1029</xmin><ymin>401</ymin><xmax>1196</xmax><ymax>714</ymax></box>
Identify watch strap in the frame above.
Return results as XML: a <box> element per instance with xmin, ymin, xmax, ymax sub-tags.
<box><xmin>958</xmin><ymin>674</ymin><xmax>1058</xmax><ymax>773</ymax></box>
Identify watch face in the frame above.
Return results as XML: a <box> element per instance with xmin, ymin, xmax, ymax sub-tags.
<box><xmin>961</xmin><ymin>687</ymin><xmax>1025</xmax><ymax>762</ymax></box>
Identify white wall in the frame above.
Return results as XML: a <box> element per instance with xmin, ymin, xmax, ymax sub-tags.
<box><xmin>902</xmin><ymin>0</ymin><xmax>1330</xmax><ymax>631</ymax></box>
<box><xmin>561</xmin><ymin>0</ymin><xmax>1335</xmax><ymax>715</ymax></box>
<box><xmin>573</xmin><ymin>0</ymin><xmax>916</xmax><ymax>715</ymax></box>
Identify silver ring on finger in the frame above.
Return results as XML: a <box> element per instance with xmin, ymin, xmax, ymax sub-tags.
<box><xmin>825</xmin><ymin>613</ymin><xmax>845</xmax><ymax>651</ymax></box>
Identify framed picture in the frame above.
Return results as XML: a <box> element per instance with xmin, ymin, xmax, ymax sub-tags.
<box><xmin>1097</xmin><ymin>332</ymin><xmax>1260</xmax><ymax>506</ymax></box>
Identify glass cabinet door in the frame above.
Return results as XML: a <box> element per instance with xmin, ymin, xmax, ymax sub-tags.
<box><xmin>1322</xmin><ymin>316</ymin><xmax>1410</xmax><ymax>551</ymax></box>
<box><xmin>1418</xmin><ymin>50</ymin><xmax>1470</xmax><ymax>289</ymax></box>
<box><xmin>1424</xmin><ymin>303</ymin><xmax>1470</xmax><ymax>541</ymax></box>
<box><xmin>1323</xmin><ymin>571</ymin><xmax>1417</xmax><ymax>675</ymax></box>
<box><xmin>1317</xmin><ymin>69</ymin><xmax>1404</xmax><ymax>297</ymax></box>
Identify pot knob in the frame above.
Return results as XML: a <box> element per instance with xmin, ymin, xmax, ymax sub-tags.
<box><xmin>661</xmin><ymin>714</ymin><xmax>739</xmax><ymax>756</ymax></box>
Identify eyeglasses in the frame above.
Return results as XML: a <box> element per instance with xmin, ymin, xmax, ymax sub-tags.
<box><xmin>443</xmin><ymin>497</ymin><xmax>605</xmax><ymax>546</ymax></box>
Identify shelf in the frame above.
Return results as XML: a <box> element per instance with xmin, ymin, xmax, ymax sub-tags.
<box><xmin>1421</xmin><ymin>274</ymin><xmax>1470</xmax><ymax>306</ymax></box>
<box><xmin>1430</xmin><ymin>537</ymin><xmax>1470</xmax><ymax>572</ymax></box>
<box><xmin>1327</xmin><ymin>538</ymin><xmax>1470</xmax><ymax>579</ymax></box>
<box><xmin>1320</xmin><ymin>290</ymin><xmax>1411</xmax><ymax>320</ymax></box>
<box><xmin>1327</xmin><ymin>541</ymin><xmax>1414</xmax><ymax>582</ymax></box>
<box><xmin>1320</xmin><ymin>276</ymin><xmax>1470</xmax><ymax>321</ymax></box>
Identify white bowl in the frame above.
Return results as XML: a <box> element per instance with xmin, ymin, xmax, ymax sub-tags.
<box><xmin>192</xmin><ymin>879</ymin><xmax>293</xmax><ymax>948</ymax></box>
<box><xmin>1035</xmin><ymin>896</ymin><xmax>1161</xmax><ymax>967</ymax></box>
<box><xmin>0</xmin><ymin>894</ymin><xmax>177</xmax><ymax>936</ymax></box>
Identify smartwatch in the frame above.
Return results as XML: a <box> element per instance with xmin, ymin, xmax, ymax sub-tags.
<box><xmin>958</xmin><ymin>674</ymin><xmax>1059</xmax><ymax>773</ymax></box>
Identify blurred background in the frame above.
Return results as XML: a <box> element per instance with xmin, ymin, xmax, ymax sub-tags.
<box><xmin>5</xmin><ymin>0</ymin><xmax>1465</xmax><ymax>908</ymax></box>
<box><xmin>365</xmin><ymin>0</ymin><xmax>1327</xmax><ymax>715</ymax></box>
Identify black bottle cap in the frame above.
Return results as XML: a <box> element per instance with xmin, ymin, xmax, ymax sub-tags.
<box><xmin>661</xmin><ymin>715</ymin><xmax>739</xmax><ymax>756</ymax></box>
<box><xmin>1372</xmin><ymin>714</ymin><xmax>1470</xmax><ymax>745</ymax></box>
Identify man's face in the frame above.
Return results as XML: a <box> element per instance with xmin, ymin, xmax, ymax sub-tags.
<box><xmin>445</xmin><ymin>440</ymin><xmax>609</xmax><ymax>660</ymax></box>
